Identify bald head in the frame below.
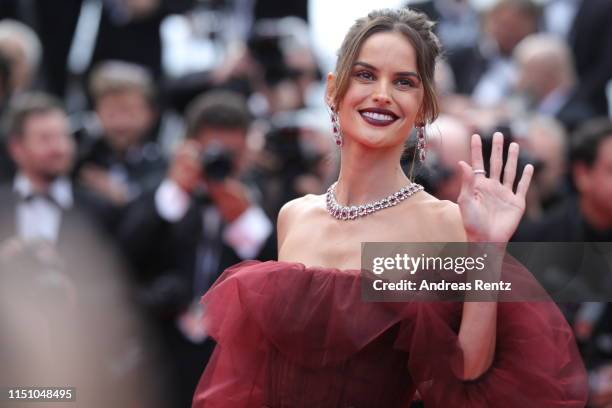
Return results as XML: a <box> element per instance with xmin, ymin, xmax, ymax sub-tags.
<box><xmin>514</xmin><ymin>34</ymin><xmax>576</xmax><ymax>103</ymax></box>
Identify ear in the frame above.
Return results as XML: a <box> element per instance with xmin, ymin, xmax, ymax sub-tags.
<box><xmin>325</xmin><ymin>72</ymin><xmax>336</xmax><ymax>109</ymax></box>
<box><xmin>7</xmin><ymin>136</ymin><xmax>24</xmax><ymax>165</ymax></box>
<box><xmin>572</xmin><ymin>162</ymin><xmax>590</xmax><ymax>194</ymax></box>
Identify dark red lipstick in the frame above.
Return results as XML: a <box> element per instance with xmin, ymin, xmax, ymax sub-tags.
<box><xmin>359</xmin><ymin>108</ymin><xmax>399</xmax><ymax>126</ymax></box>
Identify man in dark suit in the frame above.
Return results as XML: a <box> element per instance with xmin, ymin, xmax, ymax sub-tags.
<box><xmin>76</xmin><ymin>61</ymin><xmax>166</xmax><ymax>208</ymax></box>
<box><xmin>513</xmin><ymin>119</ymin><xmax>612</xmax><ymax>403</ymax></box>
<box><xmin>0</xmin><ymin>92</ymin><xmax>172</xmax><ymax>406</ymax></box>
<box><xmin>515</xmin><ymin>118</ymin><xmax>612</xmax><ymax>242</ymax></box>
<box><xmin>0</xmin><ymin>49</ymin><xmax>15</xmax><ymax>182</ymax></box>
<box><xmin>0</xmin><ymin>92</ymin><xmax>119</xmax><ymax>244</ymax></box>
<box><xmin>513</xmin><ymin>33</ymin><xmax>595</xmax><ymax>132</ymax></box>
<box><xmin>447</xmin><ymin>0</ymin><xmax>539</xmax><ymax>106</ymax></box>
<box><xmin>120</xmin><ymin>90</ymin><xmax>275</xmax><ymax>407</ymax></box>
<box><xmin>0</xmin><ymin>94</ymin><xmax>125</xmax><ymax>337</ymax></box>
<box><xmin>569</xmin><ymin>0</ymin><xmax>612</xmax><ymax>117</ymax></box>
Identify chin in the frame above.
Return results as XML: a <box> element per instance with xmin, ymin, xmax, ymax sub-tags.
<box><xmin>42</xmin><ymin>165</ymin><xmax>71</xmax><ymax>181</ymax></box>
<box><xmin>350</xmin><ymin>135</ymin><xmax>401</xmax><ymax>151</ymax></box>
<box><xmin>39</xmin><ymin>172</ymin><xmax>63</xmax><ymax>183</ymax></box>
<box><xmin>355</xmin><ymin>129</ymin><xmax>408</xmax><ymax>150</ymax></box>
<box><xmin>361</xmin><ymin>135</ymin><xmax>395</xmax><ymax>148</ymax></box>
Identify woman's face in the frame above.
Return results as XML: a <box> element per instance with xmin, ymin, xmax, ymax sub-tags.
<box><xmin>331</xmin><ymin>31</ymin><xmax>424</xmax><ymax>151</ymax></box>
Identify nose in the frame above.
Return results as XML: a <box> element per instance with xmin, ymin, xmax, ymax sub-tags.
<box><xmin>51</xmin><ymin>133</ymin><xmax>75</xmax><ymax>155</ymax></box>
<box><xmin>372</xmin><ymin>80</ymin><xmax>392</xmax><ymax>105</ymax></box>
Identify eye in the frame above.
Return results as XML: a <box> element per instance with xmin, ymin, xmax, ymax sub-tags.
<box><xmin>354</xmin><ymin>70</ymin><xmax>375</xmax><ymax>81</ymax></box>
<box><xmin>394</xmin><ymin>78</ymin><xmax>417</xmax><ymax>89</ymax></box>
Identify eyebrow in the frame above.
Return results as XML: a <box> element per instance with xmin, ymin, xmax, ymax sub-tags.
<box><xmin>353</xmin><ymin>61</ymin><xmax>421</xmax><ymax>80</ymax></box>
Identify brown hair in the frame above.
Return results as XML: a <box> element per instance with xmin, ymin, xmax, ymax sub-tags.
<box><xmin>185</xmin><ymin>90</ymin><xmax>251</xmax><ymax>138</ymax></box>
<box><xmin>89</xmin><ymin>61</ymin><xmax>155</xmax><ymax>104</ymax></box>
<box><xmin>3</xmin><ymin>92</ymin><xmax>64</xmax><ymax>140</ymax></box>
<box><xmin>570</xmin><ymin>118</ymin><xmax>612</xmax><ymax>168</ymax></box>
<box><xmin>488</xmin><ymin>0</ymin><xmax>540</xmax><ymax>20</ymax></box>
<box><xmin>332</xmin><ymin>8</ymin><xmax>441</xmax><ymax>124</ymax></box>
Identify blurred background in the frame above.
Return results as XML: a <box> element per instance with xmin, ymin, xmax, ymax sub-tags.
<box><xmin>0</xmin><ymin>0</ymin><xmax>611</xmax><ymax>406</ymax></box>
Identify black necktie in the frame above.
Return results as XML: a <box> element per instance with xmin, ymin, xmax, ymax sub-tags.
<box><xmin>22</xmin><ymin>192</ymin><xmax>61</xmax><ymax>208</ymax></box>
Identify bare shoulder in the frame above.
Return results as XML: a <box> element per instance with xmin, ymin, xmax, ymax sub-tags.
<box><xmin>414</xmin><ymin>191</ymin><xmax>462</xmax><ymax>221</ymax></box>
<box><xmin>277</xmin><ymin>194</ymin><xmax>326</xmax><ymax>247</ymax></box>
<box><xmin>402</xmin><ymin>191</ymin><xmax>466</xmax><ymax>241</ymax></box>
<box><xmin>278</xmin><ymin>194</ymin><xmax>325</xmax><ymax>222</ymax></box>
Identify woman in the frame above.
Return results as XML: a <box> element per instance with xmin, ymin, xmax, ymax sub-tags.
<box><xmin>193</xmin><ymin>8</ymin><xmax>587</xmax><ymax>407</ymax></box>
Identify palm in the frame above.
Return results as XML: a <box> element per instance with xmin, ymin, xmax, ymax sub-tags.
<box><xmin>457</xmin><ymin>133</ymin><xmax>534</xmax><ymax>243</ymax></box>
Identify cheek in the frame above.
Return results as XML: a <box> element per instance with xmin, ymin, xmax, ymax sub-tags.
<box><xmin>97</xmin><ymin>105</ymin><xmax>115</xmax><ymax>123</ymax></box>
<box><xmin>42</xmin><ymin>135</ymin><xmax>74</xmax><ymax>160</ymax></box>
<box><xmin>590</xmin><ymin>169</ymin><xmax>612</xmax><ymax>195</ymax></box>
<box><xmin>399</xmin><ymin>94</ymin><xmax>423</xmax><ymax>124</ymax></box>
<box><xmin>126</xmin><ymin>107</ymin><xmax>151</xmax><ymax>129</ymax></box>
<box><xmin>61</xmin><ymin>137</ymin><xmax>76</xmax><ymax>157</ymax></box>
<box><xmin>29</xmin><ymin>146</ymin><xmax>54</xmax><ymax>165</ymax></box>
<box><xmin>228</xmin><ymin>140</ymin><xmax>246</xmax><ymax>157</ymax></box>
<box><xmin>341</xmin><ymin>83</ymin><xmax>369</xmax><ymax>106</ymax></box>
<box><xmin>604</xmin><ymin>173</ymin><xmax>612</xmax><ymax>195</ymax></box>
<box><xmin>337</xmin><ymin>107</ymin><xmax>360</xmax><ymax>136</ymax></box>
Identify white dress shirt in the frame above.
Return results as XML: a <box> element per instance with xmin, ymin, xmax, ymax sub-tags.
<box><xmin>544</xmin><ymin>0</ymin><xmax>580</xmax><ymax>40</ymax></box>
<box><xmin>154</xmin><ymin>179</ymin><xmax>273</xmax><ymax>260</ymax></box>
<box><xmin>472</xmin><ymin>40</ymin><xmax>517</xmax><ymax>108</ymax></box>
<box><xmin>155</xmin><ymin>179</ymin><xmax>273</xmax><ymax>344</ymax></box>
<box><xmin>13</xmin><ymin>173</ymin><xmax>74</xmax><ymax>243</ymax></box>
<box><xmin>538</xmin><ymin>87</ymin><xmax>571</xmax><ymax>117</ymax></box>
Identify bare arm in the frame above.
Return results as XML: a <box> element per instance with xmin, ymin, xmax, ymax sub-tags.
<box><xmin>455</xmin><ymin>133</ymin><xmax>533</xmax><ymax>380</ymax></box>
<box><xmin>437</xmin><ymin>205</ymin><xmax>499</xmax><ymax>380</ymax></box>
<box><xmin>458</xmin><ymin>288</ymin><xmax>498</xmax><ymax>379</ymax></box>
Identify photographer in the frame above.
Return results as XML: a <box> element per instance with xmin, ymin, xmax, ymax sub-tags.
<box><xmin>119</xmin><ymin>89</ymin><xmax>275</xmax><ymax>407</ymax></box>
<box><xmin>77</xmin><ymin>61</ymin><xmax>166</xmax><ymax>207</ymax></box>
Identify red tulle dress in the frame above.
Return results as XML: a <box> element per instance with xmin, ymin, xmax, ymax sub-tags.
<box><xmin>192</xmin><ymin>260</ymin><xmax>588</xmax><ymax>408</ymax></box>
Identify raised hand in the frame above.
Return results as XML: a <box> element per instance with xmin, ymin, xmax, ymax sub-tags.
<box><xmin>168</xmin><ymin>140</ymin><xmax>204</xmax><ymax>193</ymax></box>
<box><xmin>457</xmin><ymin>132</ymin><xmax>534</xmax><ymax>243</ymax></box>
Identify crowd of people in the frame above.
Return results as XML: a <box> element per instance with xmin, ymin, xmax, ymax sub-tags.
<box><xmin>0</xmin><ymin>0</ymin><xmax>611</xmax><ymax>406</ymax></box>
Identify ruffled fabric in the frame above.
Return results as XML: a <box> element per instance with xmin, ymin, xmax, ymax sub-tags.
<box><xmin>192</xmin><ymin>261</ymin><xmax>587</xmax><ymax>408</ymax></box>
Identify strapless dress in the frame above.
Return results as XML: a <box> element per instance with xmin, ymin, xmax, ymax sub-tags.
<box><xmin>192</xmin><ymin>260</ymin><xmax>587</xmax><ymax>408</ymax></box>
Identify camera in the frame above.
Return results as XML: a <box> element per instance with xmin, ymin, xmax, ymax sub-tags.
<box><xmin>201</xmin><ymin>143</ymin><xmax>233</xmax><ymax>181</ymax></box>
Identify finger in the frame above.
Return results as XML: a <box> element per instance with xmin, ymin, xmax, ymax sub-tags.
<box><xmin>79</xmin><ymin>168</ymin><xmax>102</xmax><ymax>184</ymax></box>
<box><xmin>489</xmin><ymin>132</ymin><xmax>504</xmax><ymax>182</ymax></box>
<box><xmin>503</xmin><ymin>142</ymin><xmax>519</xmax><ymax>189</ymax></box>
<box><xmin>516</xmin><ymin>164</ymin><xmax>534</xmax><ymax>199</ymax></box>
<box><xmin>458</xmin><ymin>160</ymin><xmax>475</xmax><ymax>193</ymax></box>
<box><xmin>470</xmin><ymin>134</ymin><xmax>485</xmax><ymax>175</ymax></box>
<box><xmin>80</xmin><ymin>165</ymin><xmax>103</xmax><ymax>177</ymax></box>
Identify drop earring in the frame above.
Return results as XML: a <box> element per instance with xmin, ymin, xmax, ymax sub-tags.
<box><xmin>416</xmin><ymin>124</ymin><xmax>426</xmax><ymax>161</ymax></box>
<box><xmin>329</xmin><ymin>106</ymin><xmax>342</xmax><ymax>147</ymax></box>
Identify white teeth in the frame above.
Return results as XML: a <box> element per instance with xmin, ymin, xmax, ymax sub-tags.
<box><xmin>362</xmin><ymin>111</ymin><xmax>395</xmax><ymax>121</ymax></box>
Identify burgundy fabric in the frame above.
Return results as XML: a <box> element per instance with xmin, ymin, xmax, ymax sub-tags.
<box><xmin>192</xmin><ymin>261</ymin><xmax>588</xmax><ymax>408</ymax></box>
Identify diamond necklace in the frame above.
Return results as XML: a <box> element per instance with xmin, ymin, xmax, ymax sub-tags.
<box><xmin>325</xmin><ymin>181</ymin><xmax>424</xmax><ymax>221</ymax></box>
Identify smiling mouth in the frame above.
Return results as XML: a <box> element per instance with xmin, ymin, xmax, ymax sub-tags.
<box><xmin>359</xmin><ymin>108</ymin><xmax>399</xmax><ymax>127</ymax></box>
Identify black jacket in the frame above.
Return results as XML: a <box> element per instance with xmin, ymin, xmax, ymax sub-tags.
<box><xmin>569</xmin><ymin>0</ymin><xmax>612</xmax><ymax>116</ymax></box>
<box><xmin>118</xmin><ymin>189</ymin><xmax>277</xmax><ymax>320</ymax></box>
